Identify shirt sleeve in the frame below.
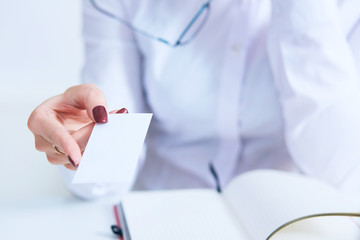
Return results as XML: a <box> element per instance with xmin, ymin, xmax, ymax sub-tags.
<box><xmin>267</xmin><ymin>0</ymin><xmax>360</xmax><ymax>191</ymax></box>
<box><xmin>59</xmin><ymin>0</ymin><xmax>146</xmax><ymax>200</ymax></box>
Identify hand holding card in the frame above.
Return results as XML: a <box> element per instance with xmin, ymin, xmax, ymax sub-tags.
<box><xmin>73</xmin><ymin>113</ymin><xmax>152</xmax><ymax>184</ymax></box>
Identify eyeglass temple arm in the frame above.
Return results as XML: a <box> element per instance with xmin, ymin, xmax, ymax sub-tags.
<box><xmin>174</xmin><ymin>1</ymin><xmax>212</xmax><ymax>46</ymax></box>
<box><xmin>89</xmin><ymin>0</ymin><xmax>170</xmax><ymax>43</ymax></box>
<box><xmin>89</xmin><ymin>0</ymin><xmax>213</xmax><ymax>47</ymax></box>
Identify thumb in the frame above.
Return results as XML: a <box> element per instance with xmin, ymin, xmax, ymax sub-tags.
<box><xmin>64</xmin><ymin>83</ymin><xmax>108</xmax><ymax>123</ymax></box>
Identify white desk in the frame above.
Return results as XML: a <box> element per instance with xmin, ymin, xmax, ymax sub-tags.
<box><xmin>0</xmin><ymin>196</ymin><xmax>120</xmax><ymax>240</ymax></box>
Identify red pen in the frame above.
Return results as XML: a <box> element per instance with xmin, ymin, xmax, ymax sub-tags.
<box><xmin>111</xmin><ymin>205</ymin><xmax>123</xmax><ymax>240</ymax></box>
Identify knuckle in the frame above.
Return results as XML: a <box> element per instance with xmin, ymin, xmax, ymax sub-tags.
<box><xmin>64</xmin><ymin>84</ymin><xmax>88</xmax><ymax>97</ymax></box>
<box><xmin>27</xmin><ymin>116</ymin><xmax>34</xmax><ymax>132</ymax></box>
<box><xmin>47</xmin><ymin>154</ymin><xmax>67</xmax><ymax>165</ymax></box>
<box><xmin>83</xmin><ymin>83</ymin><xmax>97</xmax><ymax>90</ymax></box>
<box><xmin>27</xmin><ymin>107</ymin><xmax>42</xmax><ymax>132</ymax></box>
<box><xmin>65</xmin><ymin>83</ymin><xmax>81</xmax><ymax>92</ymax></box>
<box><xmin>28</xmin><ymin>107</ymin><xmax>51</xmax><ymax>134</ymax></box>
<box><xmin>34</xmin><ymin>140</ymin><xmax>45</xmax><ymax>152</ymax></box>
<box><xmin>46</xmin><ymin>155</ymin><xmax>58</xmax><ymax>165</ymax></box>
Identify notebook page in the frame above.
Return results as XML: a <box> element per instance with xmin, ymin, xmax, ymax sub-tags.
<box><xmin>223</xmin><ymin>170</ymin><xmax>360</xmax><ymax>240</ymax></box>
<box><xmin>122</xmin><ymin>189</ymin><xmax>250</xmax><ymax>240</ymax></box>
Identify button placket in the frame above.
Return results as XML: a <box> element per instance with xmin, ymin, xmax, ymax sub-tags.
<box><xmin>214</xmin><ymin>3</ymin><xmax>251</xmax><ymax>187</ymax></box>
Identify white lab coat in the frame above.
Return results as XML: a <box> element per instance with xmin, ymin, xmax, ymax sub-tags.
<box><xmin>61</xmin><ymin>0</ymin><xmax>360</xmax><ymax>199</ymax></box>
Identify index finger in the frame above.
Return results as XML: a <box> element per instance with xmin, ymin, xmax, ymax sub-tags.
<box><xmin>28</xmin><ymin>109</ymin><xmax>82</xmax><ymax>164</ymax></box>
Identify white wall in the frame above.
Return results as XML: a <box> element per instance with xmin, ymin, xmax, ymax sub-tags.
<box><xmin>0</xmin><ymin>0</ymin><xmax>84</xmax><ymax>200</ymax></box>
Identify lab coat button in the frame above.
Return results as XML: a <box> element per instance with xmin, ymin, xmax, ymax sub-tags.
<box><xmin>232</xmin><ymin>43</ymin><xmax>241</xmax><ymax>54</ymax></box>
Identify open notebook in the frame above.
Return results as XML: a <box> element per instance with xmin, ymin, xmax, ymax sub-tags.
<box><xmin>115</xmin><ymin>170</ymin><xmax>360</xmax><ymax>240</ymax></box>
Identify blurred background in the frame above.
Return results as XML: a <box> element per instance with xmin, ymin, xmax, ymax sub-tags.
<box><xmin>0</xmin><ymin>0</ymin><xmax>84</xmax><ymax>200</ymax></box>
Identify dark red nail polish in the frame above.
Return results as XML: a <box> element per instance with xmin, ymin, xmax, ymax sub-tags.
<box><xmin>93</xmin><ymin>105</ymin><xmax>108</xmax><ymax>123</ymax></box>
<box><xmin>68</xmin><ymin>156</ymin><xmax>78</xmax><ymax>168</ymax></box>
<box><xmin>116</xmin><ymin>108</ymin><xmax>129</xmax><ymax>114</ymax></box>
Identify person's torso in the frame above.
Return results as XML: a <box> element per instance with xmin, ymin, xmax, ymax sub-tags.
<box><xmin>119</xmin><ymin>0</ymin><xmax>296</xmax><ymax>190</ymax></box>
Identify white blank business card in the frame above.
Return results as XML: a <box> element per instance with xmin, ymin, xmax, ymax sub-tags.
<box><xmin>73</xmin><ymin>113</ymin><xmax>152</xmax><ymax>184</ymax></box>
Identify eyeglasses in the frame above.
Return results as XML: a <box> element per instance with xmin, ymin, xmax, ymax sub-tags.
<box><xmin>89</xmin><ymin>0</ymin><xmax>213</xmax><ymax>47</ymax></box>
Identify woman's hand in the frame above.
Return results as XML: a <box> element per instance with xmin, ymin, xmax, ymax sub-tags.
<box><xmin>27</xmin><ymin>83</ymin><xmax>127</xmax><ymax>170</ymax></box>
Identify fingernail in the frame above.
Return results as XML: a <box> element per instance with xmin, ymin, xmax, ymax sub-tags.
<box><xmin>93</xmin><ymin>105</ymin><xmax>108</xmax><ymax>123</ymax></box>
<box><xmin>116</xmin><ymin>108</ymin><xmax>129</xmax><ymax>114</ymax></box>
<box><xmin>68</xmin><ymin>156</ymin><xmax>78</xmax><ymax>168</ymax></box>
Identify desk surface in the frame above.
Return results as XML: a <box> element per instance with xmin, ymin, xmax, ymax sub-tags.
<box><xmin>0</xmin><ymin>196</ymin><xmax>119</xmax><ymax>240</ymax></box>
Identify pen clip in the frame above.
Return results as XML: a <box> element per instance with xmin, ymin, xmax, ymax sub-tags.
<box><xmin>209</xmin><ymin>162</ymin><xmax>222</xmax><ymax>193</ymax></box>
<box><xmin>111</xmin><ymin>225</ymin><xmax>123</xmax><ymax>237</ymax></box>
